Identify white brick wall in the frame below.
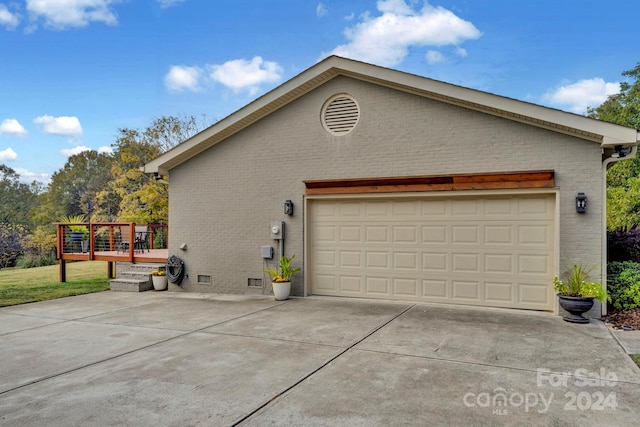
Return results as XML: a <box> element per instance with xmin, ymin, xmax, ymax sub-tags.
<box><xmin>168</xmin><ymin>76</ymin><xmax>603</xmax><ymax>301</ymax></box>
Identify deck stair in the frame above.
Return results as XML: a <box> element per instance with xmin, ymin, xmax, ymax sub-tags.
<box><xmin>109</xmin><ymin>263</ymin><xmax>164</xmax><ymax>292</ymax></box>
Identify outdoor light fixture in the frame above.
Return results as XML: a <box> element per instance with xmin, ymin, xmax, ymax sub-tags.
<box><xmin>611</xmin><ymin>145</ymin><xmax>630</xmax><ymax>158</ymax></box>
<box><xmin>576</xmin><ymin>192</ymin><xmax>587</xmax><ymax>213</ymax></box>
<box><xmin>284</xmin><ymin>200</ymin><xmax>294</xmax><ymax>216</ymax></box>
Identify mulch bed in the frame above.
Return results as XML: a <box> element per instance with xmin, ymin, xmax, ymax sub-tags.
<box><xmin>604</xmin><ymin>308</ymin><xmax>640</xmax><ymax>331</ymax></box>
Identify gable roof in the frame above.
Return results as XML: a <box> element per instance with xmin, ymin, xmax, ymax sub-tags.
<box><xmin>145</xmin><ymin>56</ymin><xmax>639</xmax><ymax>176</ymax></box>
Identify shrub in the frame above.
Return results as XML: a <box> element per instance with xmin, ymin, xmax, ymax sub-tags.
<box><xmin>0</xmin><ymin>222</ymin><xmax>27</xmax><ymax>269</ymax></box>
<box><xmin>16</xmin><ymin>252</ymin><xmax>57</xmax><ymax>269</ymax></box>
<box><xmin>608</xmin><ymin>229</ymin><xmax>640</xmax><ymax>262</ymax></box>
<box><xmin>607</xmin><ymin>261</ymin><xmax>640</xmax><ymax>311</ymax></box>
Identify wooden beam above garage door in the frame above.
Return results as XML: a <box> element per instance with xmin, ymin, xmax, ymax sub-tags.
<box><xmin>304</xmin><ymin>170</ymin><xmax>555</xmax><ymax>195</ymax></box>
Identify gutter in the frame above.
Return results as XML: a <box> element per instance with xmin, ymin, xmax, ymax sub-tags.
<box><xmin>601</xmin><ymin>139</ymin><xmax>639</xmax><ymax>316</ymax></box>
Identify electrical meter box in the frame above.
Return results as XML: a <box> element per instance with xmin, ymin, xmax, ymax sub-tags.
<box><xmin>270</xmin><ymin>221</ymin><xmax>284</xmax><ymax>240</ymax></box>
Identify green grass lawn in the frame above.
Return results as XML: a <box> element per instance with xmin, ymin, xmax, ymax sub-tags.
<box><xmin>0</xmin><ymin>261</ymin><xmax>110</xmax><ymax>307</ymax></box>
<box><xmin>632</xmin><ymin>354</ymin><xmax>640</xmax><ymax>369</ymax></box>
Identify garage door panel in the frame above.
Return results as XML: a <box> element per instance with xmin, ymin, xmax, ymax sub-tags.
<box><xmin>484</xmin><ymin>225</ymin><xmax>514</xmax><ymax>245</ymax></box>
<box><xmin>340</xmin><ymin>251</ymin><xmax>362</xmax><ymax>268</ymax></box>
<box><xmin>365</xmin><ymin>201</ymin><xmax>389</xmax><ymax>217</ymax></box>
<box><xmin>452</xmin><ymin>253</ymin><xmax>480</xmax><ymax>272</ymax></box>
<box><xmin>392</xmin><ymin>225</ymin><xmax>419</xmax><ymax>243</ymax></box>
<box><xmin>422</xmin><ymin>252</ymin><xmax>448</xmax><ymax>271</ymax></box>
<box><xmin>314</xmin><ymin>250</ymin><xmax>337</xmax><ymax>267</ymax></box>
<box><xmin>366</xmin><ymin>277</ymin><xmax>391</xmax><ymax>294</ymax></box>
<box><xmin>365</xmin><ymin>226</ymin><xmax>389</xmax><ymax>243</ymax></box>
<box><xmin>314</xmin><ymin>274</ymin><xmax>337</xmax><ymax>292</ymax></box>
<box><xmin>484</xmin><ymin>254</ymin><xmax>514</xmax><ymax>274</ymax></box>
<box><xmin>339</xmin><ymin>276</ymin><xmax>362</xmax><ymax>293</ymax></box>
<box><xmin>452</xmin><ymin>199</ymin><xmax>479</xmax><ymax>216</ymax></box>
<box><xmin>314</xmin><ymin>225</ymin><xmax>337</xmax><ymax>243</ymax></box>
<box><xmin>392</xmin><ymin>200</ymin><xmax>419</xmax><ymax>216</ymax></box>
<box><xmin>310</xmin><ymin>195</ymin><xmax>555</xmax><ymax>311</ymax></box>
<box><xmin>393</xmin><ymin>252</ymin><xmax>418</xmax><ymax>270</ymax></box>
<box><xmin>518</xmin><ymin>254</ymin><xmax>551</xmax><ymax>275</ymax></box>
<box><xmin>484</xmin><ymin>198</ymin><xmax>514</xmax><ymax>216</ymax></box>
<box><xmin>394</xmin><ymin>278</ymin><xmax>419</xmax><ymax>297</ymax></box>
<box><xmin>485</xmin><ymin>282</ymin><xmax>513</xmax><ymax>303</ymax></box>
<box><xmin>422</xmin><ymin>279</ymin><xmax>448</xmax><ymax>298</ymax></box>
<box><xmin>339</xmin><ymin>225</ymin><xmax>362</xmax><ymax>243</ymax></box>
<box><xmin>452</xmin><ymin>226</ymin><xmax>479</xmax><ymax>244</ymax></box>
<box><xmin>452</xmin><ymin>280</ymin><xmax>480</xmax><ymax>300</ymax></box>
<box><xmin>519</xmin><ymin>283</ymin><xmax>552</xmax><ymax>307</ymax></box>
<box><xmin>518</xmin><ymin>225</ymin><xmax>553</xmax><ymax>245</ymax></box>
<box><xmin>421</xmin><ymin>200</ymin><xmax>447</xmax><ymax>217</ymax></box>
<box><xmin>422</xmin><ymin>225</ymin><xmax>448</xmax><ymax>244</ymax></box>
<box><xmin>366</xmin><ymin>251</ymin><xmax>390</xmax><ymax>269</ymax></box>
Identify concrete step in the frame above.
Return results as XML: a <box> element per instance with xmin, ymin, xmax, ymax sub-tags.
<box><xmin>109</xmin><ymin>278</ymin><xmax>153</xmax><ymax>292</ymax></box>
<box><xmin>120</xmin><ymin>271</ymin><xmax>152</xmax><ymax>281</ymax></box>
<box><xmin>116</xmin><ymin>262</ymin><xmax>165</xmax><ymax>279</ymax></box>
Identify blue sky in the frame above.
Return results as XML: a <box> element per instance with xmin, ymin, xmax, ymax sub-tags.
<box><xmin>0</xmin><ymin>0</ymin><xmax>637</xmax><ymax>184</ymax></box>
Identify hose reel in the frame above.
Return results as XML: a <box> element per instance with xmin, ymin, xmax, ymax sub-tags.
<box><xmin>166</xmin><ymin>255</ymin><xmax>185</xmax><ymax>286</ymax></box>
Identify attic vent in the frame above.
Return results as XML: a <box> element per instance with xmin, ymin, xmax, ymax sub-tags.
<box><xmin>322</xmin><ymin>94</ymin><xmax>360</xmax><ymax>135</ymax></box>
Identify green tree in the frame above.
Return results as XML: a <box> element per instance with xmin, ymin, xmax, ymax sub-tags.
<box><xmin>32</xmin><ymin>151</ymin><xmax>113</xmax><ymax>226</ymax></box>
<box><xmin>588</xmin><ymin>62</ymin><xmax>640</xmax><ymax>231</ymax></box>
<box><xmin>0</xmin><ymin>165</ymin><xmax>42</xmax><ymax>225</ymax></box>
<box><xmin>95</xmin><ymin>115</ymin><xmax>210</xmax><ymax>223</ymax></box>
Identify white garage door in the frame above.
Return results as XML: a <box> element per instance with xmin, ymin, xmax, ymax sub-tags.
<box><xmin>308</xmin><ymin>194</ymin><xmax>556</xmax><ymax>311</ymax></box>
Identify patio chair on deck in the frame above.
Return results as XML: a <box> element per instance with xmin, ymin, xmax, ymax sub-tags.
<box><xmin>117</xmin><ymin>225</ymin><xmax>131</xmax><ymax>254</ymax></box>
<box><xmin>134</xmin><ymin>225</ymin><xmax>149</xmax><ymax>253</ymax></box>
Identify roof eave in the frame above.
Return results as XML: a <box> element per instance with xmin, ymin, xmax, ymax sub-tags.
<box><xmin>144</xmin><ymin>56</ymin><xmax>639</xmax><ymax>175</ymax></box>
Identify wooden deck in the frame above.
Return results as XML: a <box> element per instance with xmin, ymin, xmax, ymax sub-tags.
<box><xmin>55</xmin><ymin>222</ymin><xmax>168</xmax><ymax>282</ymax></box>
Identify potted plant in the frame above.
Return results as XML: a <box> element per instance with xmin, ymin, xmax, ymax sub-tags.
<box><xmin>554</xmin><ymin>263</ymin><xmax>607</xmax><ymax>323</ymax></box>
<box><xmin>151</xmin><ymin>269</ymin><xmax>168</xmax><ymax>291</ymax></box>
<box><xmin>60</xmin><ymin>215</ymin><xmax>89</xmax><ymax>252</ymax></box>
<box><xmin>264</xmin><ymin>254</ymin><xmax>301</xmax><ymax>300</ymax></box>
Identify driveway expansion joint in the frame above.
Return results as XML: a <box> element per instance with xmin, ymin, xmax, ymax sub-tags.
<box><xmin>231</xmin><ymin>304</ymin><xmax>416</xmax><ymax>426</ymax></box>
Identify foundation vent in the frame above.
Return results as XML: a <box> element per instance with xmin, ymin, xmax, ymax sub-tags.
<box><xmin>248</xmin><ymin>278</ymin><xmax>263</xmax><ymax>288</ymax></box>
<box><xmin>322</xmin><ymin>94</ymin><xmax>360</xmax><ymax>135</ymax></box>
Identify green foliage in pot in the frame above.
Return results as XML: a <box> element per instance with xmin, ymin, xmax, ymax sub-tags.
<box><xmin>60</xmin><ymin>214</ymin><xmax>88</xmax><ymax>236</ymax></box>
<box><xmin>151</xmin><ymin>269</ymin><xmax>166</xmax><ymax>276</ymax></box>
<box><xmin>265</xmin><ymin>254</ymin><xmax>301</xmax><ymax>283</ymax></box>
<box><xmin>553</xmin><ymin>263</ymin><xmax>607</xmax><ymax>302</ymax></box>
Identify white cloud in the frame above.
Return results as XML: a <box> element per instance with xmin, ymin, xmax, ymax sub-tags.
<box><xmin>345</xmin><ymin>12</ymin><xmax>355</xmax><ymax>21</ymax></box>
<box><xmin>208</xmin><ymin>57</ymin><xmax>283</xmax><ymax>95</ymax></box>
<box><xmin>97</xmin><ymin>145</ymin><xmax>113</xmax><ymax>154</ymax></box>
<box><xmin>544</xmin><ymin>78</ymin><xmax>620</xmax><ymax>114</ymax></box>
<box><xmin>455</xmin><ymin>46</ymin><xmax>467</xmax><ymax>57</ymax></box>
<box><xmin>0</xmin><ymin>147</ymin><xmax>18</xmax><ymax>162</ymax></box>
<box><xmin>0</xmin><ymin>4</ymin><xmax>20</xmax><ymax>30</ymax></box>
<box><xmin>164</xmin><ymin>65</ymin><xmax>203</xmax><ymax>92</ymax></box>
<box><xmin>14</xmin><ymin>168</ymin><xmax>50</xmax><ymax>184</ymax></box>
<box><xmin>157</xmin><ymin>0</ymin><xmax>186</xmax><ymax>8</ymax></box>
<box><xmin>26</xmin><ymin>0</ymin><xmax>119</xmax><ymax>30</ymax></box>
<box><xmin>426</xmin><ymin>50</ymin><xmax>446</xmax><ymax>64</ymax></box>
<box><xmin>323</xmin><ymin>0</ymin><xmax>482</xmax><ymax>67</ymax></box>
<box><xmin>317</xmin><ymin>2</ymin><xmax>328</xmax><ymax>18</ymax></box>
<box><xmin>60</xmin><ymin>145</ymin><xmax>91</xmax><ymax>157</ymax></box>
<box><xmin>0</xmin><ymin>119</ymin><xmax>28</xmax><ymax>137</ymax></box>
<box><xmin>34</xmin><ymin>115</ymin><xmax>83</xmax><ymax>137</ymax></box>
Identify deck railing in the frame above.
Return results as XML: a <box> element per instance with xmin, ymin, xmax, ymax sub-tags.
<box><xmin>55</xmin><ymin>222</ymin><xmax>168</xmax><ymax>281</ymax></box>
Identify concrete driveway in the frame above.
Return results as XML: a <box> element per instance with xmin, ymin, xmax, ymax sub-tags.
<box><xmin>0</xmin><ymin>292</ymin><xmax>639</xmax><ymax>426</ymax></box>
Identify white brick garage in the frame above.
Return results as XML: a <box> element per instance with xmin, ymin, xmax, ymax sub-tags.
<box><xmin>308</xmin><ymin>191</ymin><xmax>557</xmax><ymax>311</ymax></box>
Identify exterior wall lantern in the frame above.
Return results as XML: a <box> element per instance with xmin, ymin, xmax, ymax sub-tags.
<box><xmin>576</xmin><ymin>192</ymin><xmax>587</xmax><ymax>213</ymax></box>
<box><xmin>284</xmin><ymin>200</ymin><xmax>294</xmax><ymax>216</ymax></box>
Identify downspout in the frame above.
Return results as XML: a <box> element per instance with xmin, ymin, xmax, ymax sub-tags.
<box><xmin>602</xmin><ymin>143</ymin><xmax>638</xmax><ymax>316</ymax></box>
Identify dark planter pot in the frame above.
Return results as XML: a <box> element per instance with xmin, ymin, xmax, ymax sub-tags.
<box><xmin>69</xmin><ymin>232</ymin><xmax>84</xmax><ymax>242</ymax></box>
<box><xmin>558</xmin><ymin>294</ymin><xmax>595</xmax><ymax>323</ymax></box>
